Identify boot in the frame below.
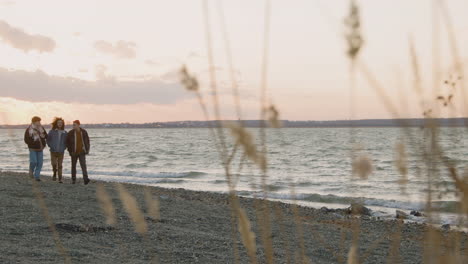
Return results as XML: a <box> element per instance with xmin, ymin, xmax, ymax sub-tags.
<box><xmin>52</xmin><ymin>163</ymin><xmax>57</xmax><ymax>181</ymax></box>
<box><xmin>29</xmin><ymin>169</ymin><xmax>33</xmax><ymax>179</ymax></box>
<box><xmin>83</xmin><ymin>175</ymin><xmax>90</xmax><ymax>185</ymax></box>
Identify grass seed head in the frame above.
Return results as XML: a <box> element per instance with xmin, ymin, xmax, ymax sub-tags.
<box><xmin>395</xmin><ymin>142</ymin><xmax>408</xmax><ymax>184</ymax></box>
<box><xmin>117</xmin><ymin>184</ymin><xmax>148</xmax><ymax>235</ymax></box>
<box><xmin>144</xmin><ymin>188</ymin><xmax>160</xmax><ymax>221</ymax></box>
<box><xmin>238</xmin><ymin>208</ymin><xmax>257</xmax><ymax>263</ymax></box>
<box><xmin>96</xmin><ymin>183</ymin><xmax>117</xmax><ymax>226</ymax></box>
<box><xmin>344</xmin><ymin>0</ymin><xmax>364</xmax><ymax>59</ymax></box>
<box><xmin>352</xmin><ymin>155</ymin><xmax>373</xmax><ymax>179</ymax></box>
<box><xmin>266</xmin><ymin>104</ymin><xmax>281</xmax><ymax>128</ymax></box>
<box><xmin>180</xmin><ymin>65</ymin><xmax>199</xmax><ymax>91</ymax></box>
<box><xmin>227</xmin><ymin>122</ymin><xmax>267</xmax><ymax>172</ymax></box>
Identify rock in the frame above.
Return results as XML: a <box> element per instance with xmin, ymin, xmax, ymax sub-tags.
<box><xmin>410</xmin><ymin>210</ymin><xmax>424</xmax><ymax>217</ymax></box>
<box><xmin>441</xmin><ymin>224</ymin><xmax>451</xmax><ymax>230</ymax></box>
<box><xmin>347</xmin><ymin>203</ymin><xmax>372</xmax><ymax>216</ymax></box>
<box><xmin>396</xmin><ymin>210</ymin><xmax>408</xmax><ymax>219</ymax></box>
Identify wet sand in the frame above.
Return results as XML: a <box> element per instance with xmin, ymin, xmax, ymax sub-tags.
<box><xmin>0</xmin><ymin>171</ymin><xmax>466</xmax><ymax>263</ymax></box>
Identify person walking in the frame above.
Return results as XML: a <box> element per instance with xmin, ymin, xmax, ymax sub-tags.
<box><xmin>47</xmin><ymin>117</ymin><xmax>67</xmax><ymax>183</ymax></box>
<box><xmin>66</xmin><ymin>120</ymin><xmax>90</xmax><ymax>185</ymax></box>
<box><xmin>24</xmin><ymin>116</ymin><xmax>47</xmax><ymax>182</ymax></box>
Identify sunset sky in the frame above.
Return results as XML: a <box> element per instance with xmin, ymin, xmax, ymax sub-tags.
<box><xmin>0</xmin><ymin>0</ymin><xmax>468</xmax><ymax>124</ymax></box>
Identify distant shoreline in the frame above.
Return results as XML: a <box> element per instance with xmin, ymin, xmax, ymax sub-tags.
<box><xmin>1</xmin><ymin>118</ymin><xmax>468</xmax><ymax>129</ymax></box>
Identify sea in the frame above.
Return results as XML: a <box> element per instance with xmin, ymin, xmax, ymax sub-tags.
<box><xmin>2</xmin><ymin>127</ymin><xmax>467</xmax><ymax>225</ymax></box>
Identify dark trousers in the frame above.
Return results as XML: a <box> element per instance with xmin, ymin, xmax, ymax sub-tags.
<box><xmin>50</xmin><ymin>152</ymin><xmax>64</xmax><ymax>180</ymax></box>
<box><xmin>71</xmin><ymin>152</ymin><xmax>88</xmax><ymax>181</ymax></box>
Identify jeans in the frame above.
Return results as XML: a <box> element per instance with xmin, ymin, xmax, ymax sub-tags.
<box><xmin>50</xmin><ymin>152</ymin><xmax>64</xmax><ymax>180</ymax></box>
<box><xmin>29</xmin><ymin>150</ymin><xmax>43</xmax><ymax>179</ymax></box>
<box><xmin>71</xmin><ymin>152</ymin><xmax>88</xmax><ymax>181</ymax></box>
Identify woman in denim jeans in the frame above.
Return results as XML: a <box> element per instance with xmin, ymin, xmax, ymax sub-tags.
<box><xmin>24</xmin><ymin>116</ymin><xmax>47</xmax><ymax>181</ymax></box>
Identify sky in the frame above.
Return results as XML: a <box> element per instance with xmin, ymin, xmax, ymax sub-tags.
<box><xmin>0</xmin><ymin>0</ymin><xmax>468</xmax><ymax>125</ymax></box>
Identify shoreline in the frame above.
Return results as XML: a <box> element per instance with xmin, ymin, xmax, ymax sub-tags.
<box><xmin>2</xmin><ymin>169</ymin><xmax>463</xmax><ymax>227</ymax></box>
<box><xmin>1</xmin><ymin>171</ymin><xmax>467</xmax><ymax>263</ymax></box>
<box><xmin>3</xmin><ymin>168</ymin><xmax>463</xmax><ymax>225</ymax></box>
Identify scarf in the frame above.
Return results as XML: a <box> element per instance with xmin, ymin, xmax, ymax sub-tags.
<box><xmin>29</xmin><ymin>124</ymin><xmax>46</xmax><ymax>142</ymax></box>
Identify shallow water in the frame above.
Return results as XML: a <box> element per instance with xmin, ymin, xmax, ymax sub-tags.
<box><xmin>2</xmin><ymin>127</ymin><xmax>467</xmax><ymax>223</ymax></box>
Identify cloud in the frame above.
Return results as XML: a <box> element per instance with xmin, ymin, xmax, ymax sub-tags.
<box><xmin>187</xmin><ymin>51</ymin><xmax>203</xmax><ymax>59</ymax></box>
<box><xmin>94</xmin><ymin>40</ymin><xmax>136</xmax><ymax>59</ymax></box>
<box><xmin>145</xmin><ymin>59</ymin><xmax>159</xmax><ymax>66</ymax></box>
<box><xmin>0</xmin><ymin>1</ymin><xmax>15</xmax><ymax>7</ymax></box>
<box><xmin>0</xmin><ymin>67</ymin><xmax>193</xmax><ymax>105</ymax></box>
<box><xmin>94</xmin><ymin>64</ymin><xmax>114</xmax><ymax>81</ymax></box>
<box><xmin>0</xmin><ymin>20</ymin><xmax>55</xmax><ymax>53</ymax></box>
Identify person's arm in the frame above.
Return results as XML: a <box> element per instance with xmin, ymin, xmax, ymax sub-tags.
<box><xmin>66</xmin><ymin>132</ymin><xmax>73</xmax><ymax>155</ymax></box>
<box><xmin>40</xmin><ymin>127</ymin><xmax>47</xmax><ymax>139</ymax></box>
<box><xmin>24</xmin><ymin>129</ymin><xmax>31</xmax><ymax>145</ymax></box>
<box><xmin>84</xmin><ymin>130</ymin><xmax>90</xmax><ymax>154</ymax></box>
<box><xmin>46</xmin><ymin>130</ymin><xmax>52</xmax><ymax>147</ymax></box>
<box><xmin>63</xmin><ymin>131</ymin><xmax>68</xmax><ymax>149</ymax></box>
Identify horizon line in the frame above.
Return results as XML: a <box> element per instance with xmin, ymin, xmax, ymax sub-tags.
<box><xmin>2</xmin><ymin>117</ymin><xmax>468</xmax><ymax>127</ymax></box>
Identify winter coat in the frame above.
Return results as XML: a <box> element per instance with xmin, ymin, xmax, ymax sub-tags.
<box><xmin>47</xmin><ymin>129</ymin><xmax>68</xmax><ymax>153</ymax></box>
<box><xmin>66</xmin><ymin>128</ymin><xmax>90</xmax><ymax>156</ymax></box>
<box><xmin>24</xmin><ymin>125</ymin><xmax>48</xmax><ymax>151</ymax></box>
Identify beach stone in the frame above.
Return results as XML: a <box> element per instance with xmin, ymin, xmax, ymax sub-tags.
<box><xmin>410</xmin><ymin>210</ymin><xmax>424</xmax><ymax>217</ymax></box>
<box><xmin>396</xmin><ymin>210</ymin><xmax>408</xmax><ymax>219</ymax></box>
<box><xmin>347</xmin><ymin>203</ymin><xmax>371</xmax><ymax>216</ymax></box>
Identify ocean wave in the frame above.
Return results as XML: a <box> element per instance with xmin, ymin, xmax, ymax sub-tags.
<box><xmin>147</xmin><ymin>155</ymin><xmax>158</xmax><ymax>161</ymax></box>
<box><xmin>241</xmin><ymin>191</ymin><xmax>460</xmax><ymax>213</ymax></box>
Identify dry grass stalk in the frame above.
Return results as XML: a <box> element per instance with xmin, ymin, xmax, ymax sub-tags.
<box><xmin>179</xmin><ymin>65</ymin><xmax>199</xmax><ymax>91</ymax></box>
<box><xmin>352</xmin><ymin>155</ymin><xmax>373</xmax><ymax>179</ymax></box>
<box><xmin>237</xmin><ymin>207</ymin><xmax>257</xmax><ymax>264</ymax></box>
<box><xmin>408</xmin><ymin>37</ymin><xmax>431</xmax><ymax>120</ymax></box>
<box><xmin>357</xmin><ymin>61</ymin><xmax>401</xmax><ymax>119</ymax></box>
<box><xmin>96</xmin><ymin>183</ymin><xmax>117</xmax><ymax>226</ymax></box>
<box><xmin>395</xmin><ymin>142</ymin><xmax>409</xmax><ymax>187</ymax></box>
<box><xmin>408</xmin><ymin>38</ymin><xmax>423</xmax><ymax>95</ymax></box>
<box><xmin>438</xmin><ymin>0</ymin><xmax>467</xmax><ymax>117</ymax></box>
<box><xmin>144</xmin><ymin>187</ymin><xmax>160</xmax><ymax>221</ymax></box>
<box><xmin>273</xmin><ymin>205</ymin><xmax>292</xmax><ymax>264</ymax></box>
<box><xmin>461</xmin><ymin>170</ymin><xmax>468</xmax><ymax>216</ymax></box>
<box><xmin>216</xmin><ymin>0</ymin><xmax>243</xmax><ymax>121</ymax></box>
<box><xmin>347</xmin><ymin>245</ymin><xmax>359</xmax><ymax>264</ymax></box>
<box><xmin>227</xmin><ymin>122</ymin><xmax>267</xmax><ymax>172</ymax></box>
<box><xmin>116</xmin><ymin>184</ymin><xmax>148</xmax><ymax>235</ymax></box>
<box><xmin>31</xmin><ymin>182</ymin><xmax>71</xmax><ymax>263</ymax></box>
<box><xmin>253</xmin><ymin>199</ymin><xmax>274</xmax><ymax>264</ymax></box>
<box><xmin>266</xmin><ymin>104</ymin><xmax>281</xmax><ymax>128</ymax></box>
<box><xmin>344</xmin><ymin>0</ymin><xmax>363</xmax><ymax>60</ymax></box>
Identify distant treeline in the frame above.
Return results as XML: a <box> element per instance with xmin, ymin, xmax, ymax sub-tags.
<box><xmin>2</xmin><ymin>118</ymin><xmax>468</xmax><ymax>129</ymax></box>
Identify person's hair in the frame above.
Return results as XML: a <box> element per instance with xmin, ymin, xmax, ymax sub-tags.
<box><xmin>31</xmin><ymin>116</ymin><xmax>41</xmax><ymax>123</ymax></box>
<box><xmin>51</xmin><ymin>117</ymin><xmax>65</xmax><ymax>130</ymax></box>
<box><xmin>73</xmin><ymin>120</ymin><xmax>81</xmax><ymax>125</ymax></box>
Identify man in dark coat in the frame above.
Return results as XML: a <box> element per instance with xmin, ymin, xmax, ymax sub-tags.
<box><xmin>66</xmin><ymin>120</ymin><xmax>90</xmax><ymax>185</ymax></box>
